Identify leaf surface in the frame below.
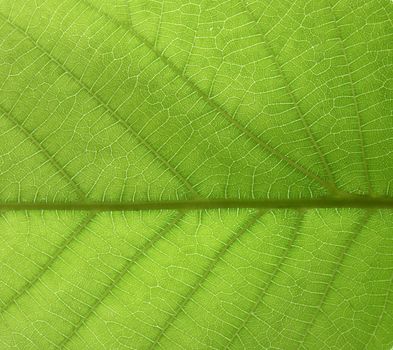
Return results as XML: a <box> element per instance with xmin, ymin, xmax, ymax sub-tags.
<box><xmin>0</xmin><ymin>0</ymin><xmax>392</xmax><ymax>349</ymax></box>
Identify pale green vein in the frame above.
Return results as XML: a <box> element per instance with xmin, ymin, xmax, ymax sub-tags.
<box><xmin>0</xmin><ymin>212</ymin><xmax>96</xmax><ymax>315</ymax></box>
<box><xmin>180</xmin><ymin>6</ymin><xmax>200</xmax><ymax>77</ymax></box>
<box><xmin>0</xmin><ymin>2</ymin><xmax>390</xmax><ymax>349</ymax></box>
<box><xmin>152</xmin><ymin>0</ymin><xmax>165</xmax><ymax>49</ymax></box>
<box><xmin>328</xmin><ymin>3</ymin><xmax>372</xmax><ymax>194</ymax></box>
<box><xmin>364</xmin><ymin>273</ymin><xmax>393</xmax><ymax>347</ymax></box>
<box><xmin>58</xmin><ymin>211</ymin><xmax>185</xmax><ymax>349</ymax></box>
<box><xmin>241</xmin><ymin>2</ymin><xmax>338</xmax><ymax>193</ymax></box>
<box><xmin>123</xmin><ymin>0</ymin><xmax>132</xmax><ymax>26</ymax></box>
<box><xmin>78</xmin><ymin>0</ymin><xmax>337</xmax><ymax>194</ymax></box>
<box><xmin>0</xmin><ymin>105</ymin><xmax>86</xmax><ymax>200</ymax></box>
<box><xmin>148</xmin><ymin>210</ymin><xmax>266</xmax><ymax>349</ymax></box>
<box><xmin>298</xmin><ymin>210</ymin><xmax>374</xmax><ymax>347</ymax></box>
<box><xmin>1</xmin><ymin>196</ymin><xmax>393</xmax><ymax>212</ymax></box>
<box><xmin>224</xmin><ymin>210</ymin><xmax>306</xmax><ymax>349</ymax></box>
<box><xmin>0</xmin><ymin>13</ymin><xmax>200</xmax><ymax>198</ymax></box>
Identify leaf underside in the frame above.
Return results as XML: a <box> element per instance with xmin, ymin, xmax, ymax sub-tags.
<box><xmin>0</xmin><ymin>0</ymin><xmax>392</xmax><ymax>349</ymax></box>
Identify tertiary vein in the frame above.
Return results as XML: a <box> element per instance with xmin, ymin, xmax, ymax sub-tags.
<box><xmin>77</xmin><ymin>0</ymin><xmax>339</xmax><ymax>194</ymax></box>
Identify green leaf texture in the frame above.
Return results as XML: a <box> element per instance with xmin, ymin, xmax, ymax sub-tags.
<box><xmin>0</xmin><ymin>0</ymin><xmax>392</xmax><ymax>349</ymax></box>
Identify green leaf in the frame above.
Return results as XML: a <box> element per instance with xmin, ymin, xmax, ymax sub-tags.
<box><xmin>0</xmin><ymin>0</ymin><xmax>392</xmax><ymax>349</ymax></box>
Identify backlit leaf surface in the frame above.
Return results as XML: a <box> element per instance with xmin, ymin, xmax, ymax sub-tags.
<box><xmin>0</xmin><ymin>0</ymin><xmax>392</xmax><ymax>349</ymax></box>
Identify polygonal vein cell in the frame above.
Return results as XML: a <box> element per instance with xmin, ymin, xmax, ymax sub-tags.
<box><xmin>0</xmin><ymin>212</ymin><xmax>96</xmax><ymax>314</ymax></box>
<box><xmin>77</xmin><ymin>0</ymin><xmax>338</xmax><ymax>194</ymax></box>
<box><xmin>149</xmin><ymin>210</ymin><xmax>265</xmax><ymax>348</ymax></box>
<box><xmin>58</xmin><ymin>211</ymin><xmax>184</xmax><ymax>348</ymax></box>
<box><xmin>224</xmin><ymin>210</ymin><xmax>306</xmax><ymax>348</ymax></box>
<box><xmin>0</xmin><ymin>13</ymin><xmax>200</xmax><ymax>198</ymax></box>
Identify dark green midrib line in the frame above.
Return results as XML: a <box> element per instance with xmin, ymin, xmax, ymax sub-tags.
<box><xmin>1</xmin><ymin>196</ymin><xmax>393</xmax><ymax>211</ymax></box>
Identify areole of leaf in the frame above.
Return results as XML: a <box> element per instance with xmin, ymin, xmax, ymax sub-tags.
<box><xmin>0</xmin><ymin>0</ymin><xmax>392</xmax><ymax>349</ymax></box>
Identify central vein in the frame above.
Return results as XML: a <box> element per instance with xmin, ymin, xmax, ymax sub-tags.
<box><xmin>1</xmin><ymin>196</ymin><xmax>393</xmax><ymax>211</ymax></box>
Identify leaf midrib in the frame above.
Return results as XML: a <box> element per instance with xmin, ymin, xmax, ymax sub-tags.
<box><xmin>1</xmin><ymin>196</ymin><xmax>393</xmax><ymax>211</ymax></box>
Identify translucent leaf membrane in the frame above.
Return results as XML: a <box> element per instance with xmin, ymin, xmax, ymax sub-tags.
<box><xmin>0</xmin><ymin>210</ymin><xmax>392</xmax><ymax>349</ymax></box>
<box><xmin>1</xmin><ymin>0</ymin><xmax>392</xmax><ymax>202</ymax></box>
<box><xmin>0</xmin><ymin>0</ymin><xmax>392</xmax><ymax>349</ymax></box>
